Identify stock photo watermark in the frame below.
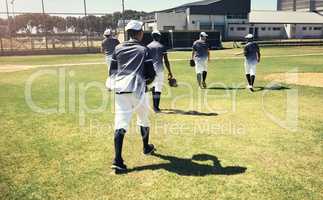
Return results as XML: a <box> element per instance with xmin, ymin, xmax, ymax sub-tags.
<box><xmin>24</xmin><ymin>67</ymin><xmax>299</xmax><ymax>134</ymax></box>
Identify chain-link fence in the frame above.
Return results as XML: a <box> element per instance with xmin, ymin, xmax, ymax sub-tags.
<box><xmin>0</xmin><ymin>0</ymin><xmax>131</xmax><ymax>56</ymax></box>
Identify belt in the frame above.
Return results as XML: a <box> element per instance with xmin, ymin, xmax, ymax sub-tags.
<box><xmin>115</xmin><ymin>92</ymin><xmax>133</xmax><ymax>95</ymax></box>
<box><xmin>115</xmin><ymin>87</ymin><xmax>149</xmax><ymax>95</ymax></box>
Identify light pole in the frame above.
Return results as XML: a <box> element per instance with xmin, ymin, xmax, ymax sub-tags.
<box><xmin>10</xmin><ymin>0</ymin><xmax>15</xmax><ymax>33</ymax></box>
<box><xmin>83</xmin><ymin>0</ymin><xmax>89</xmax><ymax>51</ymax></box>
<box><xmin>122</xmin><ymin>0</ymin><xmax>126</xmax><ymax>41</ymax></box>
<box><xmin>41</xmin><ymin>0</ymin><xmax>48</xmax><ymax>50</ymax></box>
<box><xmin>5</xmin><ymin>0</ymin><xmax>13</xmax><ymax>50</ymax></box>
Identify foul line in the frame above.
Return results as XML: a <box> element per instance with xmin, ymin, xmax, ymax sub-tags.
<box><xmin>26</xmin><ymin>52</ymin><xmax>323</xmax><ymax>68</ymax></box>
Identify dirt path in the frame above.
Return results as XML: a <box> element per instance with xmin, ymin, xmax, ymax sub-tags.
<box><xmin>1</xmin><ymin>52</ymin><xmax>323</xmax><ymax>73</ymax></box>
<box><xmin>265</xmin><ymin>73</ymin><xmax>323</xmax><ymax>88</ymax></box>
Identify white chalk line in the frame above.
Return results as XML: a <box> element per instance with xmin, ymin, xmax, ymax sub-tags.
<box><xmin>23</xmin><ymin>52</ymin><xmax>323</xmax><ymax>69</ymax></box>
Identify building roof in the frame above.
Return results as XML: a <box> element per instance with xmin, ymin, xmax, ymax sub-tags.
<box><xmin>179</xmin><ymin>0</ymin><xmax>222</xmax><ymax>7</ymax></box>
<box><xmin>249</xmin><ymin>10</ymin><xmax>323</xmax><ymax>24</ymax></box>
<box><xmin>159</xmin><ymin>0</ymin><xmax>250</xmax><ymax>15</ymax></box>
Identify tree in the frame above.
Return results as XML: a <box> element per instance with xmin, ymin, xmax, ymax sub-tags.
<box><xmin>0</xmin><ymin>9</ymin><xmax>148</xmax><ymax>35</ymax></box>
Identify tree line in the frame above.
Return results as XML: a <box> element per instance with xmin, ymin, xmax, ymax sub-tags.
<box><xmin>0</xmin><ymin>10</ymin><xmax>147</xmax><ymax>36</ymax></box>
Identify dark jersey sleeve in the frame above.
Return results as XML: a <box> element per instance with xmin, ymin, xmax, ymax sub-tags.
<box><xmin>162</xmin><ymin>45</ymin><xmax>167</xmax><ymax>55</ymax></box>
<box><xmin>109</xmin><ymin>52</ymin><xmax>118</xmax><ymax>77</ymax></box>
<box><xmin>192</xmin><ymin>41</ymin><xmax>197</xmax><ymax>51</ymax></box>
<box><xmin>255</xmin><ymin>43</ymin><xmax>261</xmax><ymax>57</ymax></box>
<box><xmin>143</xmin><ymin>49</ymin><xmax>156</xmax><ymax>85</ymax></box>
<box><xmin>207</xmin><ymin>41</ymin><xmax>211</xmax><ymax>50</ymax></box>
<box><xmin>101</xmin><ymin>39</ymin><xmax>107</xmax><ymax>50</ymax></box>
<box><xmin>243</xmin><ymin>45</ymin><xmax>249</xmax><ymax>57</ymax></box>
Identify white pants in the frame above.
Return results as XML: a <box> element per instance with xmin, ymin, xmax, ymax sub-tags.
<box><xmin>244</xmin><ymin>60</ymin><xmax>257</xmax><ymax>76</ymax></box>
<box><xmin>194</xmin><ymin>57</ymin><xmax>208</xmax><ymax>74</ymax></box>
<box><xmin>106</xmin><ymin>55</ymin><xmax>112</xmax><ymax>67</ymax></box>
<box><xmin>152</xmin><ymin>71</ymin><xmax>164</xmax><ymax>92</ymax></box>
<box><xmin>114</xmin><ymin>93</ymin><xmax>150</xmax><ymax>131</ymax></box>
<box><xmin>105</xmin><ymin>55</ymin><xmax>113</xmax><ymax>90</ymax></box>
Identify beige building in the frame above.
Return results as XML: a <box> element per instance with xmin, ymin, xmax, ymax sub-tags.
<box><xmin>142</xmin><ymin>0</ymin><xmax>323</xmax><ymax>40</ymax></box>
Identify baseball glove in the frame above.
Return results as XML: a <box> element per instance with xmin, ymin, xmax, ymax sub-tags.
<box><xmin>190</xmin><ymin>59</ymin><xmax>195</xmax><ymax>67</ymax></box>
<box><xmin>168</xmin><ymin>78</ymin><xmax>178</xmax><ymax>87</ymax></box>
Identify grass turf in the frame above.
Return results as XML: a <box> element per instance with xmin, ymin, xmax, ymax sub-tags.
<box><xmin>0</xmin><ymin>46</ymin><xmax>322</xmax><ymax>200</ymax></box>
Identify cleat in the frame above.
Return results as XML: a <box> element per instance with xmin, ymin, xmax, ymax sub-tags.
<box><xmin>111</xmin><ymin>160</ymin><xmax>127</xmax><ymax>171</ymax></box>
<box><xmin>154</xmin><ymin>108</ymin><xmax>161</xmax><ymax>113</ymax></box>
<box><xmin>202</xmin><ymin>82</ymin><xmax>207</xmax><ymax>89</ymax></box>
<box><xmin>144</xmin><ymin>144</ymin><xmax>156</xmax><ymax>155</ymax></box>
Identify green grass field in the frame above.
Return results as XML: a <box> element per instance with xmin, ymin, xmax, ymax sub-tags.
<box><xmin>0</xmin><ymin>46</ymin><xmax>322</xmax><ymax>200</ymax></box>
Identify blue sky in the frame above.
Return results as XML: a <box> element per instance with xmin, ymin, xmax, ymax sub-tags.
<box><xmin>0</xmin><ymin>0</ymin><xmax>277</xmax><ymax>14</ymax></box>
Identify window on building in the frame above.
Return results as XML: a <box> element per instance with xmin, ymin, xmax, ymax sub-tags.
<box><xmin>268</xmin><ymin>27</ymin><xmax>272</xmax><ymax>31</ymax></box>
<box><xmin>200</xmin><ymin>22</ymin><xmax>212</xmax><ymax>30</ymax></box>
<box><xmin>273</xmin><ymin>27</ymin><xmax>281</xmax><ymax>31</ymax></box>
<box><xmin>302</xmin><ymin>27</ymin><xmax>307</xmax><ymax>31</ymax></box>
<box><xmin>163</xmin><ymin>26</ymin><xmax>175</xmax><ymax>31</ymax></box>
<box><xmin>227</xmin><ymin>14</ymin><xmax>248</xmax><ymax>19</ymax></box>
<box><xmin>237</xmin><ymin>27</ymin><xmax>246</xmax><ymax>31</ymax></box>
<box><xmin>314</xmin><ymin>27</ymin><xmax>322</xmax><ymax>31</ymax></box>
<box><xmin>192</xmin><ymin>21</ymin><xmax>195</xmax><ymax>24</ymax></box>
<box><xmin>261</xmin><ymin>27</ymin><xmax>266</xmax><ymax>31</ymax></box>
<box><xmin>309</xmin><ymin>27</ymin><xmax>313</xmax><ymax>30</ymax></box>
<box><xmin>230</xmin><ymin>27</ymin><xmax>234</xmax><ymax>31</ymax></box>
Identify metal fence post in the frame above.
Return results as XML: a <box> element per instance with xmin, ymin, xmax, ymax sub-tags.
<box><xmin>0</xmin><ymin>37</ymin><xmax>3</xmax><ymax>53</ymax></box>
<box><xmin>41</xmin><ymin>0</ymin><xmax>48</xmax><ymax>51</ymax></box>
<box><xmin>83</xmin><ymin>0</ymin><xmax>90</xmax><ymax>52</ymax></box>
<box><xmin>31</xmin><ymin>37</ymin><xmax>34</xmax><ymax>50</ymax></box>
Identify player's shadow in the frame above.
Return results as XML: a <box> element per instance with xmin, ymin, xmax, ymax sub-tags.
<box><xmin>253</xmin><ymin>85</ymin><xmax>290</xmax><ymax>92</ymax></box>
<box><xmin>208</xmin><ymin>87</ymin><xmax>245</xmax><ymax>90</ymax></box>
<box><xmin>161</xmin><ymin>109</ymin><xmax>218</xmax><ymax>116</ymax></box>
<box><xmin>128</xmin><ymin>153</ymin><xmax>247</xmax><ymax>176</ymax></box>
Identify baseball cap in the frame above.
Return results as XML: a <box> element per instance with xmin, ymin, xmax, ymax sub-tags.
<box><xmin>200</xmin><ymin>32</ymin><xmax>208</xmax><ymax>37</ymax></box>
<box><xmin>245</xmin><ymin>34</ymin><xmax>254</xmax><ymax>39</ymax></box>
<box><xmin>152</xmin><ymin>30</ymin><xmax>161</xmax><ymax>35</ymax></box>
<box><xmin>104</xmin><ymin>29</ymin><xmax>112</xmax><ymax>36</ymax></box>
<box><xmin>125</xmin><ymin>20</ymin><xmax>143</xmax><ymax>31</ymax></box>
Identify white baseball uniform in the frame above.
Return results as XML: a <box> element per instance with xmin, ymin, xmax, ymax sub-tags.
<box><xmin>147</xmin><ymin>41</ymin><xmax>167</xmax><ymax>93</ymax></box>
<box><xmin>108</xmin><ymin>39</ymin><xmax>154</xmax><ymax>131</ymax></box>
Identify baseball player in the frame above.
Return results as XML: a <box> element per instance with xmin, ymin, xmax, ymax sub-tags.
<box><xmin>237</xmin><ymin>34</ymin><xmax>261</xmax><ymax>92</ymax></box>
<box><xmin>102</xmin><ymin>29</ymin><xmax>120</xmax><ymax>69</ymax></box>
<box><xmin>192</xmin><ymin>32</ymin><xmax>210</xmax><ymax>89</ymax></box>
<box><xmin>108</xmin><ymin>20</ymin><xmax>156</xmax><ymax>171</ymax></box>
<box><xmin>147</xmin><ymin>30</ymin><xmax>173</xmax><ymax>113</ymax></box>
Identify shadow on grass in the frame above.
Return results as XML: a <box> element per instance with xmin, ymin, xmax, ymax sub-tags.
<box><xmin>161</xmin><ymin>109</ymin><xmax>218</xmax><ymax>116</ymax></box>
<box><xmin>208</xmin><ymin>87</ymin><xmax>245</xmax><ymax>90</ymax></box>
<box><xmin>208</xmin><ymin>85</ymin><xmax>290</xmax><ymax>92</ymax></box>
<box><xmin>253</xmin><ymin>86</ymin><xmax>291</xmax><ymax>92</ymax></box>
<box><xmin>128</xmin><ymin>153</ymin><xmax>247</xmax><ymax>176</ymax></box>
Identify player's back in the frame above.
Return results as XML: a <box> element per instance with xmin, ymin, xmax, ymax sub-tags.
<box><xmin>147</xmin><ymin>41</ymin><xmax>166</xmax><ymax>72</ymax></box>
<box><xmin>111</xmin><ymin>39</ymin><xmax>151</xmax><ymax>95</ymax></box>
<box><xmin>193</xmin><ymin>39</ymin><xmax>209</xmax><ymax>59</ymax></box>
<box><xmin>102</xmin><ymin>37</ymin><xmax>120</xmax><ymax>56</ymax></box>
<box><xmin>244</xmin><ymin>42</ymin><xmax>259</xmax><ymax>63</ymax></box>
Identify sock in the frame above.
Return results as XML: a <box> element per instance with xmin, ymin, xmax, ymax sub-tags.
<box><xmin>140</xmin><ymin>126</ymin><xmax>150</xmax><ymax>148</ymax></box>
<box><xmin>154</xmin><ymin>92</ymin><xmax>161</xmax><ymax>110</ymax></box>
<box><xmin>202</xmin><ymin>71</ymin><xmax>207</xmax><ymax>82</ymax></box>
<box><xmin>246</xmin><ymin>74</ymin><xmax>252</xmax><ymax>86</ymax></box>
<box><xmin>197</xmin><ymin>73</ymin><xmax>202</xmax><ymax>86</ymax></box>
<box><xmin>251</xmin><ymin>75</ymin><xmax>255</xmax><ymax>86</ymax></box>
<box><xmin>114</xmin><ymin>129</ymin><xmax>126</xmax><ymax>163</ymax></box>
<box><xmin>152</xmin><ymin>89</ymin><xmax>156</xmax><ymax>110</ymax></box>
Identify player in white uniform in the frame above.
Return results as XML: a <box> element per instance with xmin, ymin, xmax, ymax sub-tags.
<box><xmin>192</xmin><ymin>32</ymin><xmax>210</xmax><ymax>89</ymax></box>
<box><xmin>102</xmin><ymin>29</ymin><xmax>120</xmax><ymax>68</ymax></box>
<box><xmin>147</xmin><ymin>30</ymin><xmax>173</xmax><ymax>113</ymax></box>
<box><xmin>107</xmin><ymin>20</ymin><xmax>156</xmax><ymax>172</ymax></box>
<box><xmin>243</xmin><ymin>34</ymin><xmax>261</xmax><ymax>92</ymax></box>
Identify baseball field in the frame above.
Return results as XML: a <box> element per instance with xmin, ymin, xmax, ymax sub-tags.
<box><xmin>0</xmin><ymin>46</ymin><xmax>322</xmax><ymax>199</ymax></box>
